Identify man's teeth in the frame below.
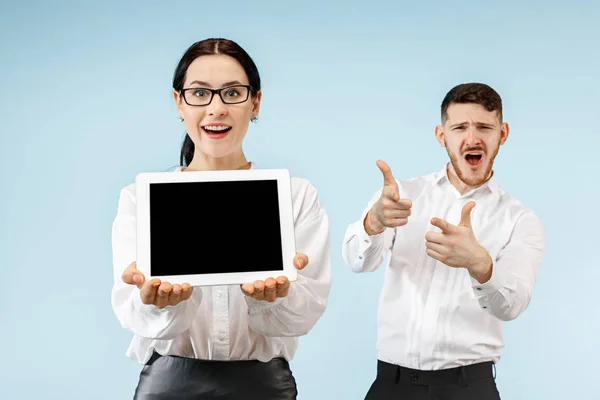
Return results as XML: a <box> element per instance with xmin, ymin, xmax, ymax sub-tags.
<box><xmin>204</xmin><ymin>126</ymin><xmax>230</xmax><ymax>131</ymax></box>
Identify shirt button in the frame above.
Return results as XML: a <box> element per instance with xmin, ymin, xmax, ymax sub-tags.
<box><xmin>483</xmin><ymin>306</ymin><xmax>488</xmax><ymax>309</ymax></box>
<box><xmin>358</xmin><ymin>256</ymin><xmax>363</xmax><ymax>260</ymax></box>
<box><xmin>217</xmin><ymin>291</ymin><xmax>224</xmax><ymax>297</ymax></box>
<box><xmin>219</xmin><ymin>333</ymin><xmax>226</xmax><ymax>341</ymax></box>
<box><xmin>364</xmin><ymin>239</ymin><xmax>369</xmax><ymax>243</ymax></box>
<box><xmin>476</xmin><ymin>288</ymin><xmax>482</xmax><ymax>291</ymax></box>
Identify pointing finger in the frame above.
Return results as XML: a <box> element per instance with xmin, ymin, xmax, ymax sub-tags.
<box><xmin>430</xmin><ymin>217</ymin><xmax>456</xmax><ymax>234</ymax></box>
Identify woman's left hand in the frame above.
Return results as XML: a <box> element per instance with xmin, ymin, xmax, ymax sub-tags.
<box><xmin>241</xmin><ymin>253</ymin><xmax>308</xmax><ymax>302</ymax></box>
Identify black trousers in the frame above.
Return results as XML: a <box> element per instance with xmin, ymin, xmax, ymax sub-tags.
<box><xmin>133</xmin><ymin>351</ymin><xmax>297</xmax><ymax>400</ymax></box>
<box><xmin>365</xmin><ymin>360</ymin><xmax>501</xmax><ymax>400</ymax></box>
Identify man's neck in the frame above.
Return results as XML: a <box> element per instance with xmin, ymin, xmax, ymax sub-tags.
<box><xmin>446</xmin><ymin>163</ymin><xmax>492</xmax><ymax>195</ymax></box>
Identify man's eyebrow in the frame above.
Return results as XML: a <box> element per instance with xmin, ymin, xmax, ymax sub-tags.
<box><xmin>449</xmin><ymin>122</ymin><xmax>468</xmax><ymax>129</ymax></box>
<box><xmin>449</xmin><ymin>121</ymin><xmax>496</xmax><ymax>129</ymax></box>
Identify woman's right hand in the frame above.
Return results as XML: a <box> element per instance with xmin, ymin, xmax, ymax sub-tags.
<box><xmin>121</xmin><ymin>262</ymin><xmax>194</xmax><ymax>309</ymax></box>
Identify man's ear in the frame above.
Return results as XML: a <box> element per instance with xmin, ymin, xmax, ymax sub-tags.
<box><xmin>499</xmin><ymin>122</ymin><xmax>510</xmax><ymax>145</ymax></box>
<box><xmin>435</xmin><ymin>125</ymin><xmax>445</xmax><ymax>147</ymax></box>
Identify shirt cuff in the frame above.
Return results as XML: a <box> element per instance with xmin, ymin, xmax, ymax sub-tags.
<box><xmin>471</xmin><ymin>259</ymin><xmax>507</xmax><ymax>297</ymax></box>
<box><xmin>351</xmin><ymin>218</ymin><xmax>386</xmax><ymax>255</ymax></box>
<box><xmin>244</xmin><ymin>288</ymin><xmax>290</xmax><ymax>313</ymax></box>
<box><xmin>130</xmin><ymin>287</ymin><xmax>188</xmax><ymax>316</ymax></box>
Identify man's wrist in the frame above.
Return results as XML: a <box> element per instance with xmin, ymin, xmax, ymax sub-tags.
<box><xmin>364</xmin><ymin>209</ymin><xmax>385</xmax><ymax>236</ymax></box>
<box><xmin>469</xmin><ymin>248</ymin><xmax>493</xmax><ymax>284</ymax></box>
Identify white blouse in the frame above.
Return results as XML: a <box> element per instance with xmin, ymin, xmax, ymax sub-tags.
<box><xmin>111</xmin><ymin>164</ymin><xmax>332</xmax><ymax>364</ymax></box>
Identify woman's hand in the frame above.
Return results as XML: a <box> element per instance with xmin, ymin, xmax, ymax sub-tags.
<box><xmin>240</xmin><ymin>253</ymin><xmax>308</xmax><ymax>302</ymax></box>
<box><xmin>122</xmin><ymin>262</ymin><xmax>193</xmax><ymax>309</ymax></box>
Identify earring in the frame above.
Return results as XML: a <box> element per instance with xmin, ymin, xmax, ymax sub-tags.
<box><xmin>251</xmin><ymin>116</ymin><xmax>258</xmax><ymax>123</ymax></box>
<box><xmin>179</xmin><ymin>117</ymin><xmax>184</xmax><ymax>122</ymax></box>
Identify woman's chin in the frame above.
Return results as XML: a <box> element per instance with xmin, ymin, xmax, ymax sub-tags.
<box><xmin>197</xmin><ymin>143</ymin><xmax>240</xmax><ymax>160</ymax></box>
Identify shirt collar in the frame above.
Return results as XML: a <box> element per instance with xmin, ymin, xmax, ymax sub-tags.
<box><xmin>434</xmin><ymin>163</ymin><xmax>499</xmax><ymax>197</ymax></box>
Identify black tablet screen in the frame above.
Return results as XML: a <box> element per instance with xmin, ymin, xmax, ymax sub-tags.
<box><xmin>148</xmin><ymin>179</ymin><xmax>284</xmax><ymax>276</ymax></box>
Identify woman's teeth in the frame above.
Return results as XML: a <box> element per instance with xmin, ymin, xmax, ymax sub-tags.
<box><xmin>204</xmin><ymin>126</ymin><xmax>230</xmax><ymax>132</ymax></box>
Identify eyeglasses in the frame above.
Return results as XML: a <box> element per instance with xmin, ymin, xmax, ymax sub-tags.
<box><xmin>180</xmin><ymin>85</ymin><xmax>253</xmax><ymax>106</ymax></box>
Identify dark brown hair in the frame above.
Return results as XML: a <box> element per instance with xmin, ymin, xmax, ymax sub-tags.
<box><xmin>173</xmin><ymin>38</ymin><xmax>261</xmax><ymax>166</ymax></box>
<box><xmin>441</xmin><ymin>83</ymin><xmax>503</xmax><ymax>123</ymax></box>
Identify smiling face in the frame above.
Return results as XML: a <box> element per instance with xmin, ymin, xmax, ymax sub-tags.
<box><xmin>173</xmin><ymin>54</ymin><xmax>261</xmax><ymax>161</ymax></box>
<box><xmin>435</xmin><ymin>102</ymin><xmax>509</xmax><ymax>191</ymax></box>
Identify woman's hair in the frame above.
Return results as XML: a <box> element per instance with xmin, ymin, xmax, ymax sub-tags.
<box><xmin>173</xmin><ymin>38</ymin><xmax>262</xmax><ymax>166</ymax></box>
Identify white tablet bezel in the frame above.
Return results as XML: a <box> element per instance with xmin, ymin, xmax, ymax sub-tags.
<box><xmin>135</xmin><ymin>168</ymin><xmax>297</xmax><ymax>286</ymax></box>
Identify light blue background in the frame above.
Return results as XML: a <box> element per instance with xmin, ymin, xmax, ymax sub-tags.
<box><xmin>1</xmin><ymin>1</ymin><xmax>598</xmax><ymax>399</ymax></box>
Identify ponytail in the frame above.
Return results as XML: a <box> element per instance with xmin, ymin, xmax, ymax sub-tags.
<box><xmin>179</xmin><ymin>134</ymin><xmax>194</xmax><ymax>167</ymax></box>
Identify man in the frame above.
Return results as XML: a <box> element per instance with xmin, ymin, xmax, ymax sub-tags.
<box><xmin>342</xmin><ymin>83</ymin><xmax>545</xmax><ymax>399</ymax></box>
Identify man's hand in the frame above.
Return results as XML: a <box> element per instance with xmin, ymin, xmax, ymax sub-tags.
<box><xmin>424</xmin><ymin>201</ymin><xmax>493</xmax><ymax>283</ymax></box>
<box><xmin>122</xmin><ymin>262</ymin><xmax>194</xmax><ymax>309</ymax></box>
<box><xmin>240</xmin><ymin>253</ymin><xmax>308</xmax><ymax>302</ymax></box>
<box><xmin>364</xmin><ymin>160</ymin><xmax>412</xmax><ymax>235</ymax></box>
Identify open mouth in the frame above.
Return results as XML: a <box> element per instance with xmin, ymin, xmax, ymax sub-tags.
<box><xmin>202</xmin><ymin>125</ymin><xmax>232</xmax><ymax>138</ymax></box>
<box><xmin>464</xmin><ymin>153</ymin><xmax>483</xmax><ymax>167</ymax></box>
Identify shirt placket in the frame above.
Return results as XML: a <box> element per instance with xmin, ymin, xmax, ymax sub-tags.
<box><xmin>212</xmin><ymin>285</ymin><xmax>230</xmax><ymax>360</ymax></box>
<box><xmin>418</xmin><ymin>196</ymin><xmax>462</xmax><ymax>366</ymax></box>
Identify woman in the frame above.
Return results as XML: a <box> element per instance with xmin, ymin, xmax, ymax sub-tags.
<box><xmin>111</xmin><ymin>38</ymin><xmax>331</xmax><ymax>399</ymax></box>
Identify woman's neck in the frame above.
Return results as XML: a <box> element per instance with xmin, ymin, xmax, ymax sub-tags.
<box><xmin>184</xmin><ymin>151</ymin><xmax>251</xmax><ymax>172</ymax></box>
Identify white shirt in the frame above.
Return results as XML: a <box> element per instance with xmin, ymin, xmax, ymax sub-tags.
<box><xmin>111</xmin><ymin>164</ymin><xmax>331</xmax><ymax>364</ymax></box>
<box><xmin>342</xmin><ymin>164</ymin><xmax>545</xmax><ymax>370</ymax></box>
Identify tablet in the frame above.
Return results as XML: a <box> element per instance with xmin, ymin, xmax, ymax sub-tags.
<box><xmin>135</xmin><ymin>168</ymin><xmax>297</xmax><ymax>286</ymax></box>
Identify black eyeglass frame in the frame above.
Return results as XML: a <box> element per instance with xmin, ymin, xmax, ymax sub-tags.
<box><xmin>180</xmin><ymin>84</ymin><xmax>255</xmax><ymax>106</ymax></box>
